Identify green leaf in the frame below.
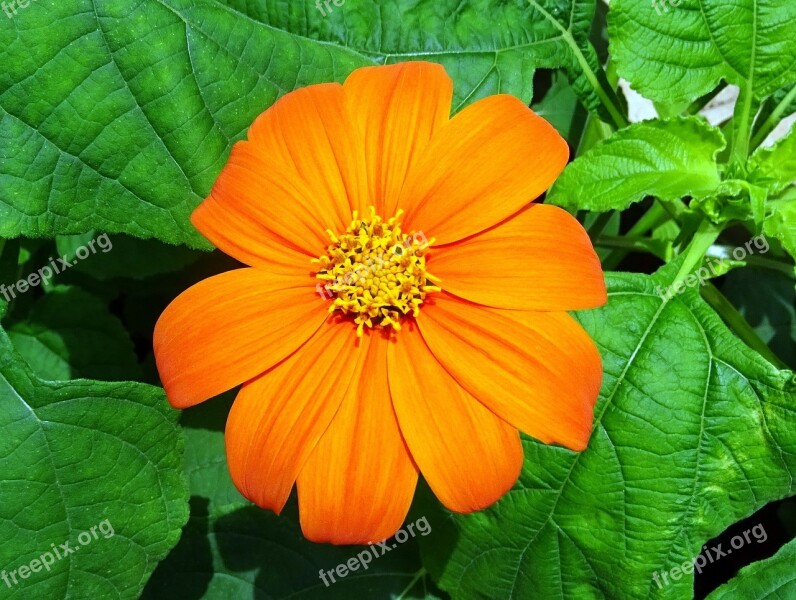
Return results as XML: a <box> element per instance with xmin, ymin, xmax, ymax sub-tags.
<box><xmin>750</xmin><ymin>128</ymin><xmax>796</xmax><ymax>194</ymax></box>
<box><xmin>533</xmin><ymin>73</ymin><xmax>581</xmax><ymax>141</ymax></box>
<box><xmin>547</xmin><ymin>117</ymin><xmax>725</xmax><ymax>212</ymax></box>
<box><xmin>707</xmin><ymin>538</ymin><xmax>796</xmax><ymax>599</ymax></box>
<box><xmin>755</xmin><ymin>127</ymin><xmax>796</xmax><ymax>264</ymax></box>
<box><xmin>0</xmin><ymin>0</ymin><xmax>371</xmax><ymax>247</ymax></box>
<box><xmin>0</xmin><ymin>305</ymin><xmax>188</xmax><ymax>599</ymax></box>
<box><xmin>763</xmin><ymin>199</ymin><xmax>796</xmax><ymax>265</ymax></box>
<box><xmin>179</xmin><ymin>393</ymin><xmax>247</xmax><ymax>510</ymax></box>
<box><xmin>430</xmin><ymin>264</ymin><xmax>796</xmax><ymax>599</ymax></box>
<box><xmin>221</xmin><ymin>0</ymin><xmax>621</xmax><ymax>121</ymax></box>
<box><xmin>3</xmin><ymin>0</ymin><xmax>615</xmax><ymax>246</ymax></box>
<box><xmin>610</xmin><ymin>0</ymin><xmax>796</xmax><ymax>105</ymax></box>
<box><xmin>220</xmin><ymin>0</ymin><xmax>532</xmax><ymax>111</ymax></box>
<box><xmin>7</xmin><ymin>286</ymin><xmax>141</xmax><ymax>381</ymax></box>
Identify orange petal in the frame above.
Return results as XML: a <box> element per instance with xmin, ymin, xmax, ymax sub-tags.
<box><xmin>343</xmin><ymin>62</ymin><xmax>452</xmax><ymax>217</ymax></box>
<box><xmin>430</xmin><ymin>204</ymin><xmax>607</xmax><ymax>311</ymax></box>
<box><xmin>153</xmin><ymin>268</ymin><xmax>326</xmax><ymax>408</ymax></box>
<box><xmin>297</xmin><ymin>332</ymin><xmax>418</xmax><ymax>544</ymax></box>
<box><xmin>417</xmin><ymin>293</ymin><xmax>601</xmax><ymax>451</ymax></box>
<box><xmin>192</xmin><ymin>193</ymin><xmax>314</xmax><ymax>275</ymax></box>
<box><xmin>399</xmin><ymin>95</ymin><xmax>569</xmax><ymax>244</ymax></box>
<box><xmin>225</xmin><ymin>318</ymin><xmax>360</xmax><ymax>513</ymax></box>
<box><xmin>193</xmin><ymin>82</ymin><xmax>367</xmax><ymax>260</ymax></box>
<box><xmin>388</xmin><ymin>322</ymin><xmax>522</xmax><ymax>513</ymax></box>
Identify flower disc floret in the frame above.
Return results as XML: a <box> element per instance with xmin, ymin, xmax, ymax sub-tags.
<box><xmin>314</xmin><ymin>208</ymin><xmax>440</xmax><ymax>336</ymax></box>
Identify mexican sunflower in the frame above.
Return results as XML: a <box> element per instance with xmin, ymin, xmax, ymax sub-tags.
<box><xmin>154</xmin><ymin>61</ymin><xmax>606</xmax><ymax>545</ymax></box>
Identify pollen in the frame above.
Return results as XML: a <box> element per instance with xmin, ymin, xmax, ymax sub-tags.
<box><xmin>313</xmin><ymin>207</ymin><xmax>441</xmax><ymax>337</ymax></box>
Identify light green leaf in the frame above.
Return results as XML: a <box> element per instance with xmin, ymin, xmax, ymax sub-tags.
<box><xmin>7</xmin><ymin>286</ymin><xmax>141</xmax><ymax>381</ymax></box>
<box><xmin>707</xmin><ymin>538</ymin><xmax>796</xmax><ymax>599</ymax></box>
<box><xmin>610</xmin><ymin>0</ymin><xmax>796</xmax><ymax>105</ymax></box>
<box><xmin>431</xmin><ymin>264</ymin><xmax>796</xmax><ymax>599</ymax></box>
<box><xmin>0</xmin><ymin>302</ymin><xmax>188</xmax><ymax>599</ymax></box>
<box><xmin>547</xmin><ymin>117</ymin><xmax>725</xmax><ymax>212</ymax></box>
<box><xmin>763</xmin><ymin>199</ymin><xmax>796</xmax><ymax>264</ymax></box>
<box><xmin>750</xmin><ymin>128</ymin><xmax>796</xmax><ymax>194</ymax></box>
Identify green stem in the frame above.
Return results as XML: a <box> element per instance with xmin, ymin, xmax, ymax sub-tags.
<box><xmin>596</xmin><ymin>235</ymin><xmax>665</xmax><ymax>258</ymax></box>
<box><xmin>601</xmin><ymin>202</ymin><xmax>672</xmax><ymax>270</ymax></box>
<box><xmin>672</xmin><ymin>220</ymin><xmax>722</xmax><ymax>287</ymax></box>
<box><xmin>587</xmin><ymin>211</ymin><xmax>615</xmax><ymax>240</ymax></box>
<box><xmin>701</xmin><ymin>283</ymin><xmax>790</xmax><ymax>370</ymax></box>
<box><xmin>751</xmin><ymin>84</ymin><xmax>796</xmax><ymax>149</ymax></box>
<box><xmin>731</xmin><ymin>88</ymin><xmax>756</xmax><ymax>164</ymax></box>
<box><xmin>396</xmin><ymin>568</ymin><xmax>427</xmax><ymax>600</ymax></box>
<box><xmin>527</xmin><ymin>0</ymin><xmax>629</xmax><ymax>131</ymax></box>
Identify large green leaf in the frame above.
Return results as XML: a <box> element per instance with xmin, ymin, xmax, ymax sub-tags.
<box><xmin>0</xmin><ymin>0</ymin><xmax>370</xmax><ymax>247</ymax></box>
<box><xmin>0</xmin><ymin>301</ymin><xmax>188</xmax><ymax>599</ymax></box>
<box><xmin>222</xmin><ymin>0</ymin><xmax>620</xmax><ymax>121</ymax></box>
<box><xmin>707</xmin><ymin>537</ymin><xmax>796</xmax><ymax>599</ymax></box>
<box><xmin>0</xmin><ymin>0</ymin><xmax>625</xmax><ymax>247</ymax></box>
<box><xmin>547</xmin><ymin>117</ymin><xmax>725</xmax><ymax>212</ymax></box>
<box><xmin>610</xmin><ymin>0</ymin><xmax>796</xmax><ymax>105</ymax></box>
<box><xmin>428</xmin><ymin>264</ymin><xmax>796</xmax><ymax>599</ymax></box>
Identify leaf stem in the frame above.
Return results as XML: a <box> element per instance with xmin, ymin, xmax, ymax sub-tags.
<box><xmin>672</xmin><ymin>220</ymin><xmax>722</xmax><ymax>287</ymax></box>
<box><xmin>701</xmin><ymin>283</ymin><xmax>789</xmax><ymax>369</ymax></box>
<box><xmin>586</xmin><ymin>211</ymin><xmax>615</xmax><ymax>240</ymax></box>
<box><xmin>595</xmin><ymin>235</ymin><xmax>665</xmax><ymax>258</ymax></box>
<box><xmin>731</xmin><ymin>88</ymin><xmax>756</xmax><ymax>164</ymax></box>
<box><xmin>527</xmin><ymin>0</ymin><xmax>629</xmax><ymax>130</ymax></box>
<box><xmin>601</xmin><ymin>202</ymin><xmax>671</xmax><ymax>270</ymax></box>
<box><xmin>396</xmin><ymin>568</ymin><xmax>427</xmax><ymax>600</ymax></box>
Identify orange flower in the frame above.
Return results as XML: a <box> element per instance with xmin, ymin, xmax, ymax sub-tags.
<box><xmin>154</xmin><ymin>62</ymin><xmax>606</xmax><ymax>545</ymax></box>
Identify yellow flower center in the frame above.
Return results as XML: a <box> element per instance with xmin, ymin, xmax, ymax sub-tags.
<box><xmin>314</xmin><ymin>208</ymin><xmax>440</xmax><ymax>337</ymax></box>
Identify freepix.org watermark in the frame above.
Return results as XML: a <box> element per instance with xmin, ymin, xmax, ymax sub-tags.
<box><xmin>655</xmin><ymin>235</ymin><xmax>769</xmax><ymax>301</ymax></box>
<box><xmin>314</xmin><ymin>0</ymin><xmax>344</xmax><ymax>17</ymax></box>
<box><xmin>318</xmin><ymin>516</ymin><xmax>431</xmax><ymax>587</ymax></box>
<box><xmin>0</xmin><ymin>233</ymin><xmax>112</xmax><ymax>302</ymax></box>
<box><xmin>2</xmin><ymin>519</ymin><xmax>115</xmax><ymax>589</ymax></box>
<box><xmin>2</xmin><ymin>0</ymin><xmax>36</xmax><ymax>19</ymax></box>
<box><xmin>651</xmin><ymin>523</ymin><xmax>767</xmax><ymax>589</ymax></box>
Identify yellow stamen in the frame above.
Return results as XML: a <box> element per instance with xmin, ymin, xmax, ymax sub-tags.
<box><xmin>315</xmin><ymin>207</ymin><xmax>438</xmax><ymax>336</ymax></box>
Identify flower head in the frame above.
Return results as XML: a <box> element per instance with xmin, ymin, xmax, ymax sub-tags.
<box><xmin>154</xmin><ymin>62</ymin><xmax>607</xmax><ymax>545</ymax></box>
